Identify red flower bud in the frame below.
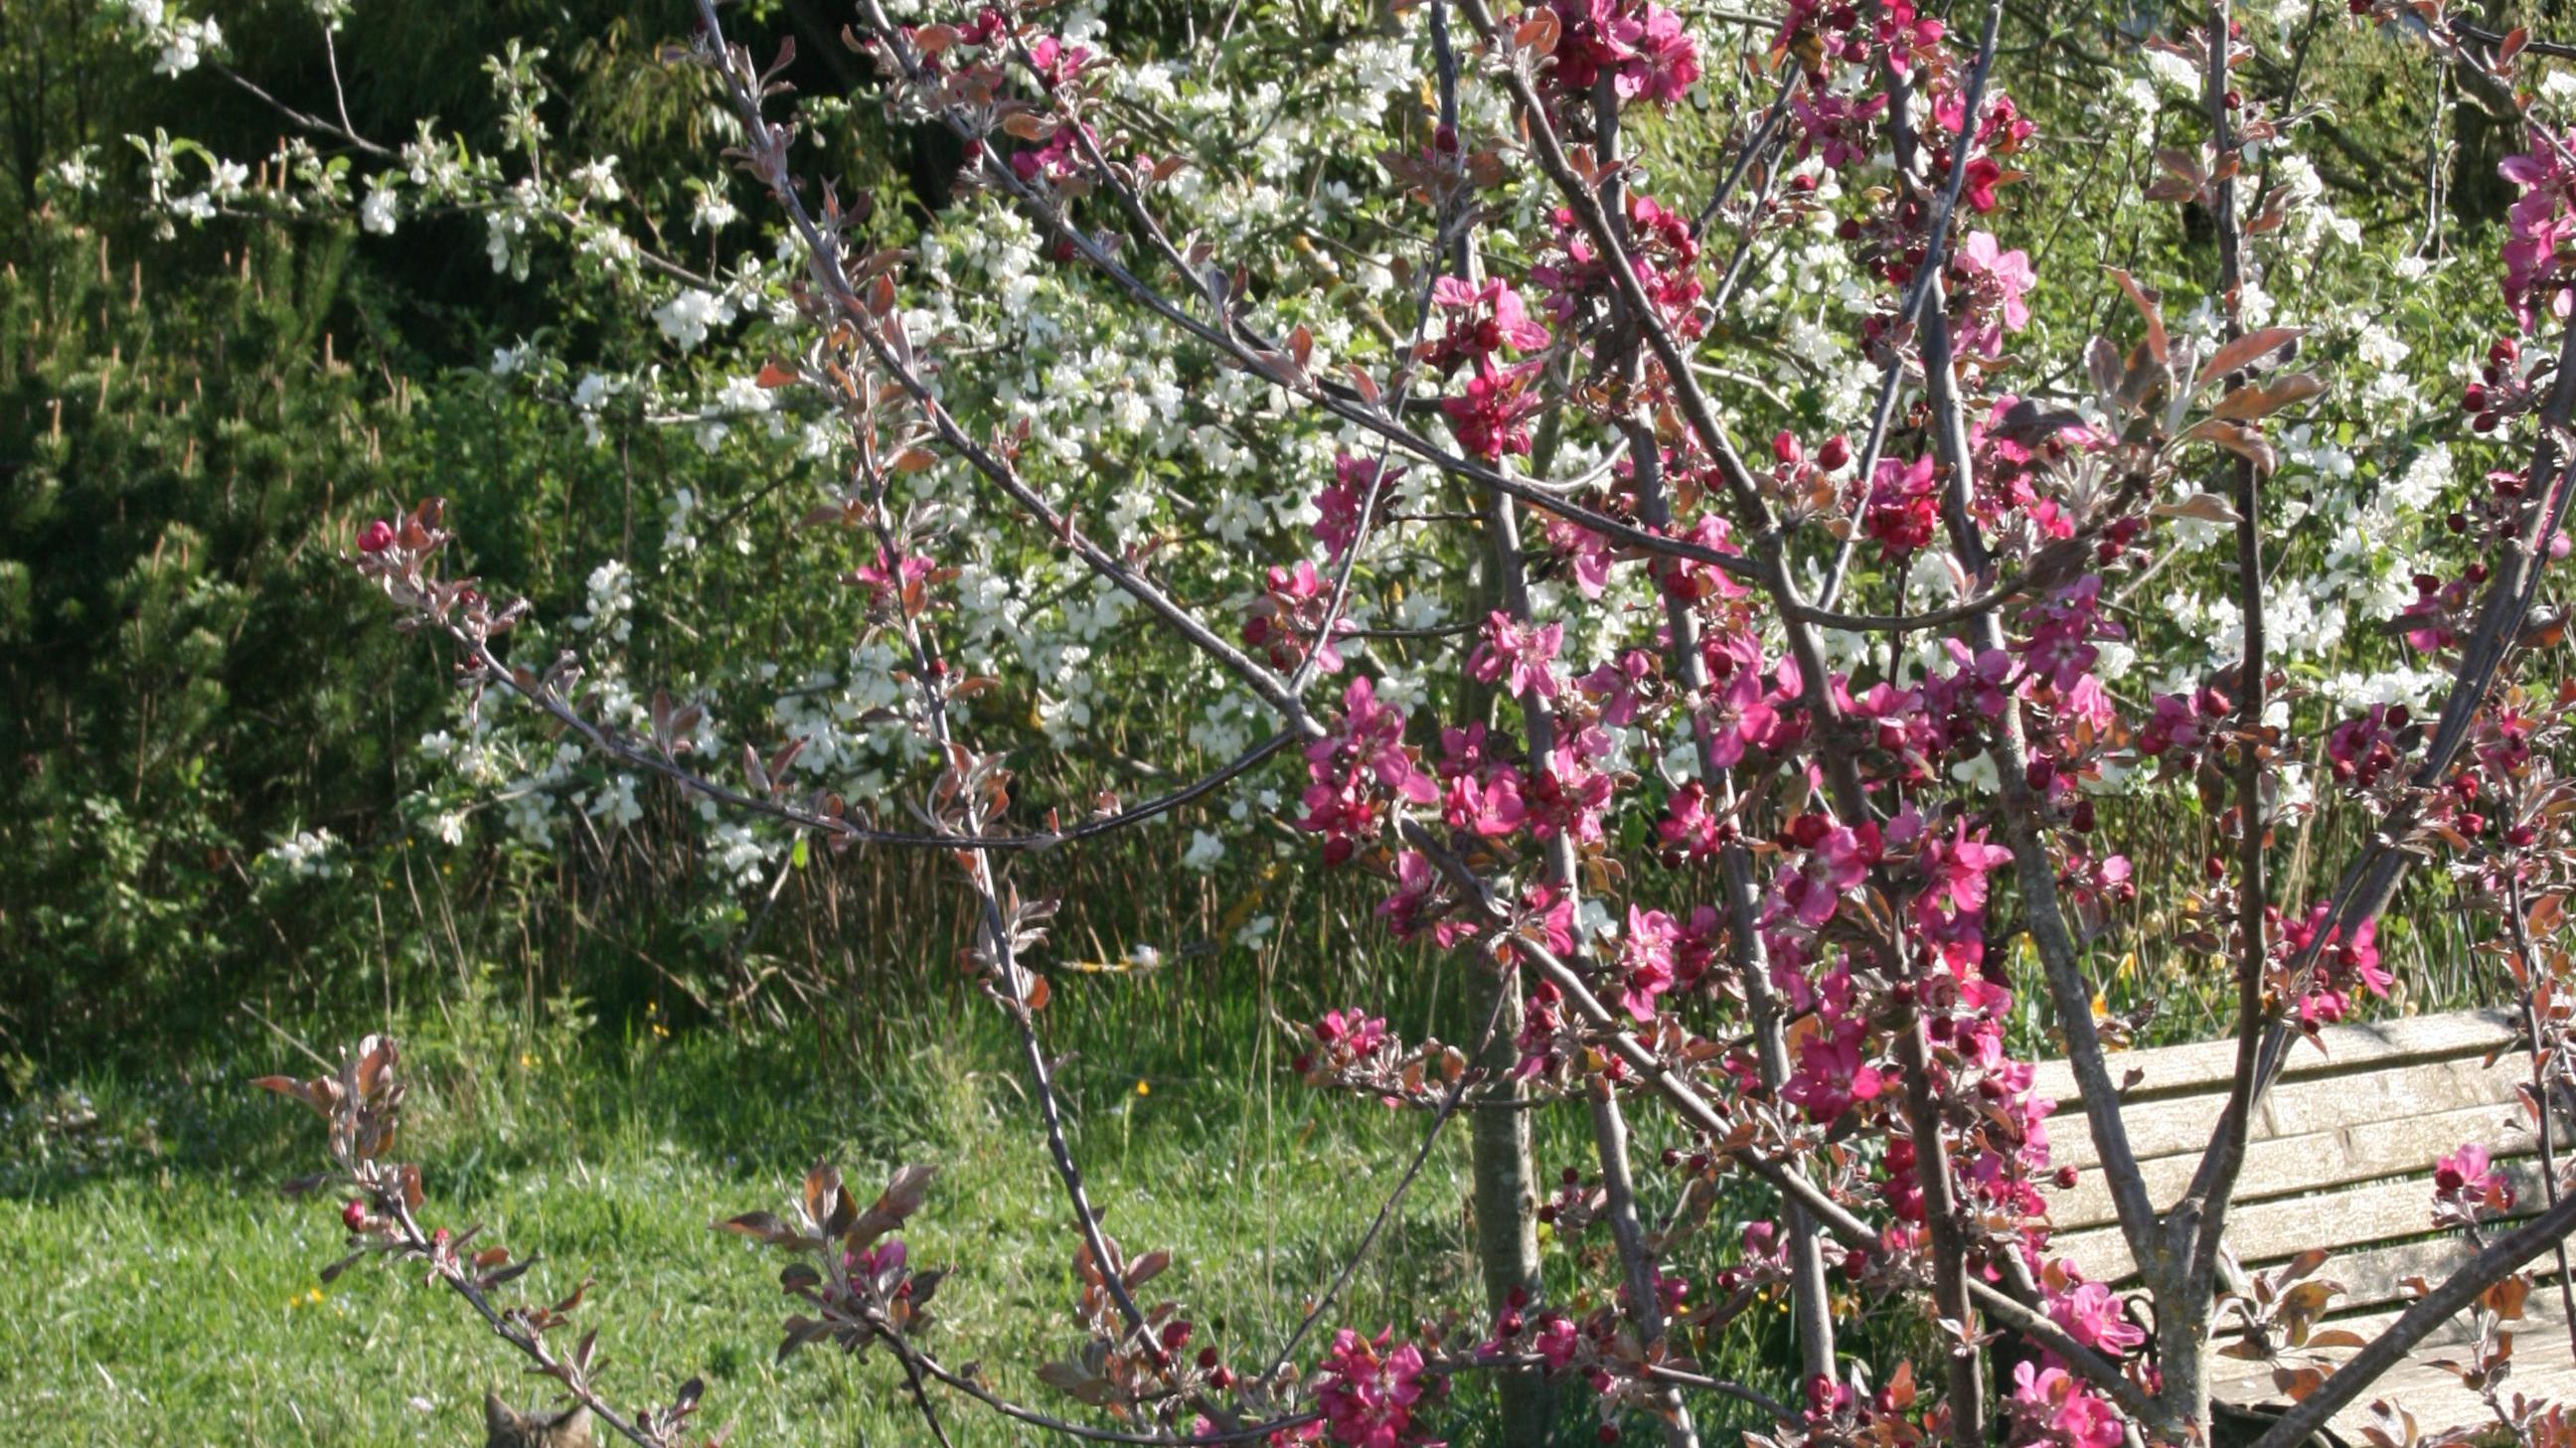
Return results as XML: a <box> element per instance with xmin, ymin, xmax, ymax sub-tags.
<box><xmin>358</xmin><ymin>519</ymin><xmax>397</xmax><ymax>554</ymax></box>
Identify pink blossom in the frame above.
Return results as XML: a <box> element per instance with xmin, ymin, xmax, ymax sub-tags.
<box><xmin>1309</xmin><ymin>676</ymin><xmax>1436</xmax><ymax>804</ymax></box>
<box><xmin>851</xmin><ymin>546</ymin><xmax>934</xmax><ymax>608</ymax></box>
<box><xmin>2434</xmin><ymin>1142</ymin><xmax>2515</xmax><ymax>1223</ymax></box>
<box><xmin>1314</xmin><ymin>1009</ymin><xmax>1389</xmax><ymax>1058</ymax></box>
<box><xmin>1443</xmin><ymin>770</ymin><xmax>1528</xmax><ymax>839</ymax></box>
<box><xmin>1545</xmin><ymin>515</ymin><xmax>1618</xmax><ymax>598</ymax></box>
<box><xmin>2500</xmin><ymin>133</ymin><xmax>2576</xmax><ymax>331</ymax></box>
<box><xmin>1517</xmin><ymin>885</ymin><xmax>1577</xmax><ymax>959</ymax></box>
<box><xmin>1658</xmin><ymin>782</ymin><xmax>1725</xmax><ymax>863</ymax></box>
<box><xmin>2047</xmin><ymin>1279</ymin><xmax>2146</xmax><ymax>1356</ymax></box>
<box><xmin>1023</xmin><ymin>34</ymin><xmax>1096</xmax><ymax>84</ymax></box>
<box><xmin>1545</xmin><ymin>0</ymin><xmax>1698</xmax><ymax>104</ymax></box>
<box><xmin>2277</xmin><ymin>905</ymin><xmax>2390</xmax><ymax>1028</ymax></box>
<box><xmin>1468</xmin><ymin>611</ymin><xmax>1564</xmax><ymax>701</ymax></box>
<box><xmin>2328</xmin><ymin>704</ymin><xmax>2412</xmax><ymax>789</ymax></box>
<box><xmin>1698</xmin><ymin>668</ymin><xmax>1780</xmax><ymax>769</ymax></box>
<box><xmin>1315</xmin><ymin>1328</ymin><xmax>1439</xmax><ymax>1448</ymax></box>
<box><xmin>1377</xmin><ymin>850</ymin><xmax>1446</xmax><ymax>940</ymax></box>
<box><xmin>1863</xmin><ymin>454</ymin><xmax>1939</xmax><ymax>558</ymax></box>
<box><xmin>1428</xmin><ymin>276</ymin><xmax>1551</xmax><ymax>372</ymax></box>
<box><xmin>1530</xmin><ymin>1314</ymin><xmax>1578</xmax><ymax>1370</ymax></box>
<box><xmin>1616</xmin><ymin>905</ymin><xmax>1682</xmax><ymax>1023</ymax></box>
<box><xmin>1951</xmin><ymin>231</ymin><xmax>2034</xmax><ymax>358</ymax></box>
<box><xmin>1577</xmin><ymin>649</ymin><xmax>1656</xmax><ymax>726</ymax></box>
<box><xmin>1299</xmin><ymin>677</ymin><xmax>1436</xmax><ymax>863</ymax></box>
<box><xmin>1315</xmin><ymin>452</ymin><xmax>1403</xmax><ymax>559</ymax></box>
<box><xmin>2015</xmin><ymin>575</ymin><xmax>2116</xmax><ymax>694</ymax></box>
<box><xmin>2011</xmin><ymin>1362</ymin><xmax>2124</xmax><ymax>1448</ymax></box>
<box><xmin>1917</xmin><ymin>818</ymin><xmax>2012</xmax><ymax>920</ymax></box>
<box><xmin>1782</xmin><ymin>1017</ymin><xmax>1883</xmax><ymax>1122</ymax></box>
<box><xmin>1787</xmin><ymin>91</ymin><xmax>1890</xmax><ymax>171</ymax></box>
<box><xmin>1439</xmin><ymin>360</ymin><xmax>1545</xmax><ymax>460</ymax></box>
<box><xmin>1524</xmin><ymin>743</ymin><xmax>1615</xmax><ymax>848</ymax></box>
<box><xmin>1245</xmin><ymin>561</ymin><xmax>1357</xmax><ymax>675</ymax></box>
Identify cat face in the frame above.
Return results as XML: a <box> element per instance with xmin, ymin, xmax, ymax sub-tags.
<box><xmin>483</xmin><ymin>1390</ymin><xmax>596</xmax><ymax>1448</ymax></box>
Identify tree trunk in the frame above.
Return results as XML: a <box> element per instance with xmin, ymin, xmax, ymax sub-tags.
<box><xmin>1467</xmin><ymin>959</ymin><xmax>1555</xmax><ymax>1446</ymax></box>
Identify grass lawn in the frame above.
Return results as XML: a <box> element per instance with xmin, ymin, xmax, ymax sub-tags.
<box><xmin>3</xmin><ymin>991</ymin><xmax>1802</xmax><ymax>1446</ymax></box>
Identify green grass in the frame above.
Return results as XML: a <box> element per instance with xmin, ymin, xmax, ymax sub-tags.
<box><xmin>0</xmin><ymin>992</ymin><xmax>1808</xmax><ymax>1447</ymax></box>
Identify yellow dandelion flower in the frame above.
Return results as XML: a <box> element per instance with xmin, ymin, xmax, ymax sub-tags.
<box><xmin>1134</xmin><ymin>1079</ymin><xmax>1151</xmax><ymax>1097</ymax></box>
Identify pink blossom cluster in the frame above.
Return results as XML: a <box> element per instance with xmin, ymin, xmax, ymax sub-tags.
<box><xmin>1304</xmin><ymin>1328</ymin><xmax>1440</xmax><ymax>1448</ymax></box>
<box><xmin>1245</xmin><ymin>561</ymin><xmax>1358</xmax><ymax>675</ymax></box>
<box><xmin>1428</xmin><ymin>277</ymin><xmax>1552</xmax><ymax>461</ymax></box>
<box><xmin>1542</xmin><ymin>0</ymin><xmax>1701</xmax><ymax>104</ymax></box>
<box><xmin>2275</xmin><ymin>903</ymin><xmax>2390</xmax><ymax>1029</ymax></box>
<box><xmin>1314</xmin><ymin>452</ymin><xmax>1405</xmax><ymax>560</ymax></box>
<box><xmin>1299</xmin><ymin>677</ymin><xmax>1437</xmax><ymax>865</ymax></box>
<box><xmin>1532</xmin><ymin>192</ymin><xmax>1705</xmax><ymax>340</ymax></box>
<box><xmin>2500</xmin><ymin>130</ymin><xmax>2576</xmax><ymax>332</ymax></box>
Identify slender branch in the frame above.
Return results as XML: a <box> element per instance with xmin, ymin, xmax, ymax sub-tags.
<box><xmin>2178</xmin><ymin>16</ymin><xmax>2277</xmax><ymax>1409</ymax></box>
<box><xmin>377</xmin><ymin>1196</ymin><xmax>671</xmax><ymax>1448</ymax></box>
<box><xmin>858</xmin><ymin>1309</ymin><xmax>1324</xmax><ymax>1446</ymax></box>
<box><xmin>1261</xmin><ymin>960</ymin><xmax>1517</xmax><ymax>1376</ymax></box>
<box><xmin>2504</xmin><ymin>875</ymin><xmax>2576</xmax><ymax>1367</ymax></box>
<box><xmin>2202</xmin><ymin>311</ymin><xmax>2576</xmax><ymax>1208</ymax></box>
<box><xmin>461</xmin><ymin>634</ymin><xmax>1294</xmax><ymax>852</ymax></box>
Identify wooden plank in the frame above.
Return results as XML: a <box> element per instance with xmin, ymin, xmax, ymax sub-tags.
<box><xmin>2057</xmin><ymin>1162</ymin><xmax>2546</xmax><ymax>1285</ymax></box>
<box><xmin>2211</xmin><ymin>1343</ymin><xmax>2576</xmax><ymax>1436</ymax></box>
<box><xmin>2043</xmin><ymin>1102</ymin><xmax>2540</xmax><ymax>1231</ymax></box>
<box><xmin>2030</xmin><ymin>1010</ymin><xmax>2518</xmax><ymax>1106</ymax></box>
<box><xmin>2209</xmin><ymin>1292</ymin><xmax>2576</xmax><ymax>1434</ymax></box>
<box><xmin>2048</xmin><ymin>1051</ymin><xmax>2526</xmax><ymax>1172</ymax></box>
<box><xmin>2028</xmin><ymin>1009</ymin><xmax>2572</xmax><ymax>1434</ymax></box>
<box><xmin>2319</xmin><ymin>1232</ymin><xmax>2573</xmax><ymax>1312</ymax></box>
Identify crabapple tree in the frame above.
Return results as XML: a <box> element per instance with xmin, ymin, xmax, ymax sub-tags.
<box><xmin>114</xmin><ymin>0</ymin><xmax>2576</xmax><ymax>1441</ymax></box>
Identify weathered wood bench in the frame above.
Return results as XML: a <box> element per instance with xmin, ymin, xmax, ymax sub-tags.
<box><xmin>2032</xmin><ymin>1009</ymin><xmax>2576</xmax><ymax>1436</ymax></box>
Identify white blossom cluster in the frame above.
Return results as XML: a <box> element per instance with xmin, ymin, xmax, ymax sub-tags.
<box><xmin>93</xmin><ymin>0</ymin><xmax>2547</xmax><ymax>901</ymax></box>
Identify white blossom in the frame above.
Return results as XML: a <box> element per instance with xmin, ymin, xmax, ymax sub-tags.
<box><xmin>654</xmin><ymin>288</ymin><xmax>737</xmax><ymax>353</ymax></box>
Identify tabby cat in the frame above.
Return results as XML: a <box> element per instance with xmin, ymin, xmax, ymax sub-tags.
<box><xmin>483</xmin><ymin>1390</ymin><xmax>595</xmax><ymax>1448</ymax></box>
